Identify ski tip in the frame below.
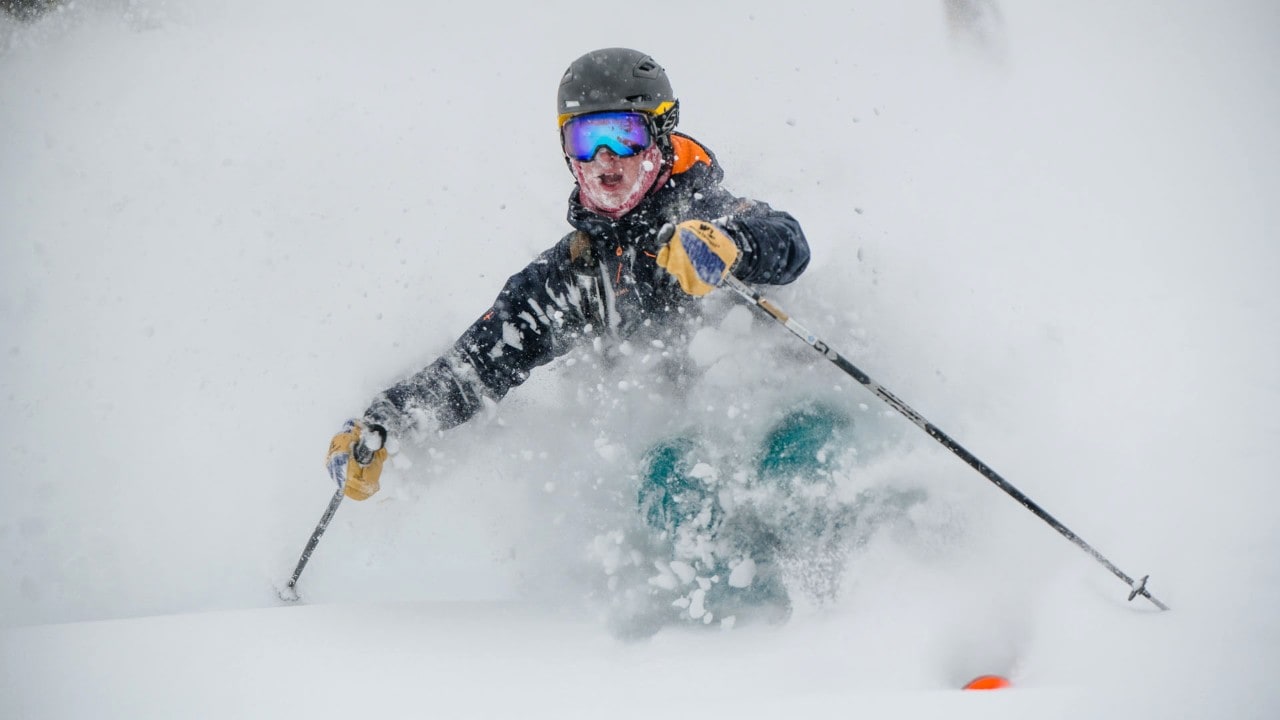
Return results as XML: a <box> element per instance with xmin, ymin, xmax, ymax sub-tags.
<box><xmin>962</xmin><ymin>675</ymin><xmax>1012</xmax><ymax>691</ymax></box>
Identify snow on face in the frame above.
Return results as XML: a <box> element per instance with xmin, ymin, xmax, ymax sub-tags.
<box><xmin>571</xmin><ymin>143</ymin><xmax>664</xmax><ymax>218</ymax></box>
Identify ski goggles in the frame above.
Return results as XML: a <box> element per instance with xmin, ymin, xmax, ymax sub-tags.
<box><xmin>560</xmin><ymin>111</ymin><xmax>654</xmax><ymax>162</ymax></box>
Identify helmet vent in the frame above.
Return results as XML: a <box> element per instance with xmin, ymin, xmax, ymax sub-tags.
<box><xmin>633</xmin><ymin>58</ymin><xmax>661</xmax><ymax>78</ymax></box>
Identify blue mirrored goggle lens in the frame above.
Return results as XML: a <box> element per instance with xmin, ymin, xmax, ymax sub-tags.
<box><xmin>562</xmin><ymin>112</ymin><xmax>652</xmax><ymax>162</ymax></box>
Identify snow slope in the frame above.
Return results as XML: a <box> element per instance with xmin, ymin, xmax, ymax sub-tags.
<box><xmin>2</xmin><ymin>0</ymin><xmax>1278</xmax><ymax>717</ymax></box>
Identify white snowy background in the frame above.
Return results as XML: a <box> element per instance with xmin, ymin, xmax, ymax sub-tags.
<box><xmin>2</xmin><ymin>0</ymin><xmax>1278</xmax><ymax>717</ymax></box>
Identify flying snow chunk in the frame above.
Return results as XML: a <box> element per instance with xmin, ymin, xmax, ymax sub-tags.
<box><xmin>728</xmin><ymin>558</ymin><xmax>756</xmax><ymax>588</ymax></box>
<box><xmin>688</xmin><ymin>588</ymin><xmax>707</xmax><ymax>619</ymax></box>
<box><xmin>687</xmin><ymin>327</ymin><xmax>733</xmax><ymax>368</ymax></box>
<box><xmin>594</xmin><ymin>436</ymin><xmax>622</xmax><ymax>462</ymax></box>
<box><xmin>669</xmin><ymin>560</ymin><xmax>696</xmax><ymax>585</ymax></box>
<box><xmin>689</xmin><ymin>463</ymin><xmax>717</xmax><ymax>483</ymax></box>
<box><xmin>648</xmin><ymin>568</ymin><xmax>679</xmax><ymax>591</ymax></box>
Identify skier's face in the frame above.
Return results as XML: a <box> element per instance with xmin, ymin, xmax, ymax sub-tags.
<box><xmin>571</xmin><ymin>143</ymin><xmax>664</xmax><ymax>219</ymax></box>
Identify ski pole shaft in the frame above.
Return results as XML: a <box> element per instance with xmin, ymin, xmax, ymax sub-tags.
<box><xmin>723</xmin><ymin>274</ymin><xmax>1169</xmax><ymax>611</ymax></box>
<box><xmin>280</xmin><ymin>486</ymin><xmax>345</xmax><ymax>601</ymax></box>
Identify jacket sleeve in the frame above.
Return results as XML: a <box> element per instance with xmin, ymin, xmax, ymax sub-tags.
<box><xmin>363</xmin><ymin>239</ymin><xmax>590</xmax><ymax>436</ymax></box>
<box><xmin>698</xmin><ymin>188</ymin><xmax>810</xmax><ymax>285</ymax></box>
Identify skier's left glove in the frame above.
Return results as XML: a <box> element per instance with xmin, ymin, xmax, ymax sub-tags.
<box><xmin>325</xmin><ymin>420</ymin><xmax>388</xmax><ymax>501</ymax></box>
<box><xmin>656</xmin><ymin>220</ymin><xmax>740</xmax><ymax>297</ymax></box>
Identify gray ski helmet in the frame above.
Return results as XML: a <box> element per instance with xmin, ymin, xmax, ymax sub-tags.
<box><xmin>557</xmin><ymin>48</ymin><xmax>679</xmax><ymax>135</ymax></box>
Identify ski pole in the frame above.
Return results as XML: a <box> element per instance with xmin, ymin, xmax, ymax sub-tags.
<box><xmin>722</xmin><ymin>274</ymin><xmax>1169</xmax><ymax>611</ymax></box>
<box><xmin>278</xmin><ymin>486</ymin><xmax>345</xmax><ymax>602</ymax></box>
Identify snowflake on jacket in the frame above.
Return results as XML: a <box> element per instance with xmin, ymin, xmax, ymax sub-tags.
<box><xmin>365</xmin><ymin>134</ymin><xmax>810</xmax><ymax>436</ymax></box>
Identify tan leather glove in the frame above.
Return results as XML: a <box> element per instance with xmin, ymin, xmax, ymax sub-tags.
<box><xmin>655</xmin><ymin>220</ymin><xmax>740</xmax><ymax>297</ymax></box>
<box><xmin>325</xmin><ymin>420</ymin><xmax>388</xmax><ymax>501</ymax></box>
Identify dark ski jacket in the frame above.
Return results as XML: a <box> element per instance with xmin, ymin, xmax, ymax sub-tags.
<box><xmin>364</xmin><ymin>133</ymin><xmax>810</xmax><ymax>436</ymax></box>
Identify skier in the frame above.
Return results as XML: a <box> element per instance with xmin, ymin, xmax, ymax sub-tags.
<box><xmin>325</xmin><ymin>48</ymin><xmax>811</xmax><ymax>503</ymax></box>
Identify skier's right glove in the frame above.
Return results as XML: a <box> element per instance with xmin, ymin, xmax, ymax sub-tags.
<box><xmin>325</xmin><ymin>420</ymin><xmax>388</xmax><ymax>501</ymax></box>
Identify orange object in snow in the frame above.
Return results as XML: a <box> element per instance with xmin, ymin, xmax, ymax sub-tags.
<box><xmin>963</xmin><ymin>675</ymin><xmax>1012</xmax><ymax>690</ymax></box>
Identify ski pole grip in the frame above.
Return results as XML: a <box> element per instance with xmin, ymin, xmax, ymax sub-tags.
<box><xmin>352</xmin><ymin>423</ymin><xmax>386</xmax><ymax>465</ymax></box>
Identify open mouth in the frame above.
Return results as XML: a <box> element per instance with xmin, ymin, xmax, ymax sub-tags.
<box><xmin>597</xmin><ymin>172</ymin><xmax>624</xmax><ymax>188</ymax></box>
